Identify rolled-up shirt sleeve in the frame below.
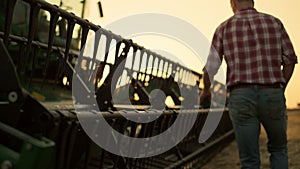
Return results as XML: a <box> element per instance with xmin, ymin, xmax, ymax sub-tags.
<box><xmin>280</xmin><ymin>22</ymin><xmax>298</xmax><ymax>66</ymax></box>
<box><xmin>203</xmin><ymin>27</ymin><xmax>224</xmax><ymax>76</ymax></box>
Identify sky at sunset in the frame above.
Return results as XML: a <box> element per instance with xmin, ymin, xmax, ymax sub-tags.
<box><xmin>47</xmin><ymin>0</ymin><xmax>300</xmax><ymax>108</ymax></box>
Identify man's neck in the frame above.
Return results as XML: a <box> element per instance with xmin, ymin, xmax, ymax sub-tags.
<box><xmin>236</xmin><ymin>2</ymin><xmax>254</xmax><ymax>11</ymax></box>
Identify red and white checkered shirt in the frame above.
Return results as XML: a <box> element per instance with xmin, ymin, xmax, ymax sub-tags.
<box><xmin>204</xmin><ymin>8</ymin><xmax>298</xmax><ymax>88</ymax></box>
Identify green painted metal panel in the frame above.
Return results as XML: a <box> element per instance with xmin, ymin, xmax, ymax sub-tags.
<box><xmin>0</xmin><ymin>122</ymin><xmax>56</xmax><ymax>169</ymax></box>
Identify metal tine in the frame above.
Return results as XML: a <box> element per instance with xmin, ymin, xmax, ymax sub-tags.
<box><xmin>103</xmin><ymin>33</ymin><xmax>113</xmax><ymax>64</ymax></box>
<box><xmin>160</xmin><ymin>59</ymin><xmax>165</xmax><ymax>78</ymax></box>
<box><xmin>3</xmin><ymin>0</ymin><xmax>17</xmax><ymax>47</ymax></box>
<box><xmin>17</xmin><ymin>43</ymin><xmax>26</xmax><ymax>71</ymax></box>
<box><xmin>160</xmin><ymin>60</ymin><xmax>170</xmax><ymax>93</ymax></box>
<box><xmin>170</xmin><ymin>63</ymin><xmax>176</xmax><ymax>79</ymax></box>
<box><xmin>41</xmin><ymin>8</ymin><xmax>59</xmax><ymax>89</ymax></box>
<box><xmin>150</xmin><ymin>55</ymin><xmax>158</xmax><ymax>79</ymax></box>
<box><xmin>90</xmin><ymin>29</ymin><xmax>102</xmax><ymax>82</ymax></box>
<box><xmin>113</xmin><ymin>39</ymin><xmax>122</xmax><ymax>65</ymax></box>
<box><xmin>22</xmin><ymin>2</ymin><xmax>41</xmax><ymax>79</ymax></box>
<box><xmin>80</xmin><ymin>21</ymin><xmax>90</xmax><ymax>51</ymax></box>
<box><xmin>136</xmin><ymin>49</ymin><xmax>144</xmax><ymax>82</ymax></box>
<box><xmin>163</xmin><ymin>61</ymin><xmax>169</xmax><ymax>79</ymax></box>
<box><xmin>109</xmin><ymin>40</ymin><xmax>123</xmax><ymax>88</ymax></box>
<box><xmin>166</xmin><ymin>63</ymin><xmax>174</xmax><ymax>83</ymax></box>
<box><xmin>167</xmin><ymin>62</ymin><xmax>172</xmax><ymax>79</ymax></box>
<box><xmin>56</xmin><ymin>15</ymin><xmax>76</xmax><ymax>87</ymax></box>
<box><xmin>125</xmin><ymin>45</ymin><xmax>138</xmax><ymax>90</ymax></box>
<box><xmin>149</xmin><ymin>53</ymin><xmax>155</xmax><ymax>79</ymax></box>
<box><xmin>174</xmin><ymin>65</ymin><xmax>181</xmax><ymax>85</ymax></box>
<box><xmin>115</xmin><ymin>39</ymin><xmax>122</xmax><ymax>59</ymax></box>
<box><xmin>96</xmin><ymin>40</ymin><xmax>122</xmax><ymax>89</ymax></box>
<box><xmin>63</xmin><ymin>15</ymin><xmax>76</xmax><ymax>62</ymax></box>
<box><xmin>146</xmin><ymin>116</ymin><xmax>163</xmax><ymax>168</ymax></box>
<box><xmin>125</xmin><ymin>120</ymin><xmax>138</xmax><ymax>168</ymax></box>
<box><xmin>95</xmin><ymin>40</ymin><xmax>130</xmax><ymax>109</ymax></box>
<box><xmin>157</xmin><ymin>59</ymin><xmax>163</xmax><ymax>78</ymax></box>
<box><xmin>116</xmin><ymin>119</ymin><xmax>129</xmax><ymax>168</ymax></box>
<box><xmin>102</xmin><ymin>36</ymin><xmax>114</xmax><ymax>81</ymax></box>
<box><xmin>141</xmin><ymin>51</ymin><xmax>149</xmax><ymax>83</ymax></box>
<box><xmin>108</xmin><ymin>40</ymin><xmax>131</xmax><ymax>93</ymax></box>
<box><xmin>131</xmin><ymin>46</ymin><xmax>138</xmax><ymax>75</ymax></box>
<box><xmin>96</xmin><ymin>118</ymin><xmax>115</xmax><ymax>169</ymax></box>
<box><xmin>143</xmin><ymin>52</ymin><xmax>152</xmax><ymax>84</ymax></box>
<box><xmin>28</xmin><ymin>45</ymin><xmax>39</xmax><ymax>87</ymax></box>
<box><xmin>90</xmin><ymin>30</ymin><xmax>111</xmax><ymax>90</ymax></box>
<box><xmin>125</xmin><ymin>121</ymin><xmax>138</xmax><ymax>169</ymax></box>
<box><xmin>94</xmin><ymin>33</ymin><xmax>112</xmax><ymax>91</ymax></box>
<box><xmin>110</xmin><ymin>41</ymin><xmax>127</xmax><ymax>87</ymax></box>
<box><xmin>154</xmin><ymin>58</ymin><xmax>161</xmax><ymax>79</ymax></box>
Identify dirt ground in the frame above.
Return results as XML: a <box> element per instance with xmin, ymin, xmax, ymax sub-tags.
<box><xmin>202</xmin><ymin>109</ymin><xmax>300</xmax><ymax>169</ymax></box>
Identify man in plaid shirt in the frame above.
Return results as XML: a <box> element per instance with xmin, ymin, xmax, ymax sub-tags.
<box><xmin>201</xmin><ymin>0</ymin><xmax>297</xmax><ymax>168</ymax></box>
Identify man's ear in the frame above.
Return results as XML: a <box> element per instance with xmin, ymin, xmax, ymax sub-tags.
<box><xmin>230</xmin><ymin>0</ymin><xmax>237</xmax><ymax>13</ymax></box>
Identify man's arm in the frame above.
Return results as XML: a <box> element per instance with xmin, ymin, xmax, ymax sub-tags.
<box><xmin>279</xmin><ymin>21</ymin><xmax>297</xmax><ymax>88</ymax></box>
<box><xmin>200</xmin><ymin>26</ymin><xmax>224</xmax><ymax>106</ymax></box>
<box><xmin>282</xmin><ymin>64</ymin><xmax>295</xmax><ymax>89</ymax></box>
<box><xmin>200</xmin><ymin>71</ymin><xmax>212</xmax><ymax>106</ymax></box>
<box><xmin>203</xmin><ymin>71</ymin><xmax>212</xmax><ymax>91</ymax></box>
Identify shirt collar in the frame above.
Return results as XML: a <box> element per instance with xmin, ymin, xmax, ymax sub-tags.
<box><xmin>238</xmin><ymin>7</ymin><xmax>256</xmax><ymax>12</ymax></box>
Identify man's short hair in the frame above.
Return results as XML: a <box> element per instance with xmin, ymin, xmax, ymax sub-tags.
<box><xmin>236</xmin><ymin>0</ymin><xmax>254</xmax><ymax>3</ymax></box>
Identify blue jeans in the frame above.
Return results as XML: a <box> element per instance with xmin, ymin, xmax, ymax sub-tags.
<box><xmin>229</xmin><ymin>87</ymin><xmax>288</xmax><ymax>169</ymax></box>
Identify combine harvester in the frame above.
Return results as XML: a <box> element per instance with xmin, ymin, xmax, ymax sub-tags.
<box><xmin>0</xmin><ymin>0</ymin><xmax>234</xmax><ymax>168</ymax></box>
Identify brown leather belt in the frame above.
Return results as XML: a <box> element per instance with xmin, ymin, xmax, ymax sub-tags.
<box><xmin>229</xmin><ymin>83</ymin><xmax>284</xmax><ymax>91</ymax></box>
